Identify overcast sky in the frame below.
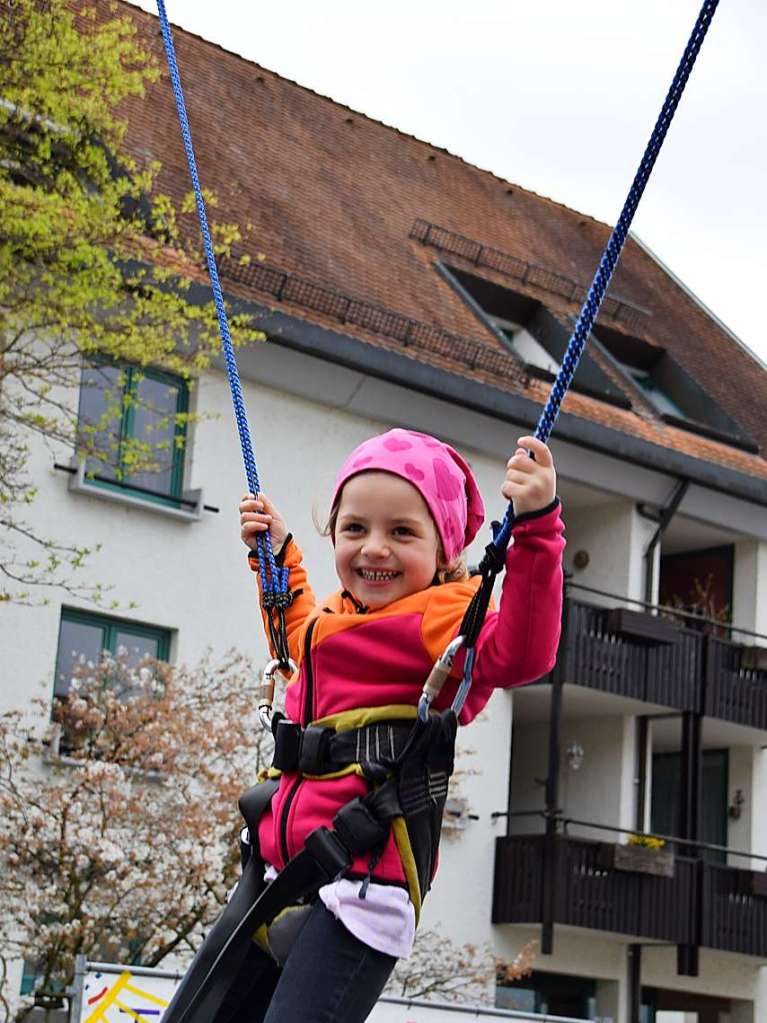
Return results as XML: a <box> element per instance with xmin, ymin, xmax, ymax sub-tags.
<box><xmin>129</xmin><ymin>0</ymin><xmax>767</xmax><ymax>366</ymax></box>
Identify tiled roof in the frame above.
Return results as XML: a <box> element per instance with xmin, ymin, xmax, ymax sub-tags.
<box><xmin>114</xmin><ymin>1</ymin><xmax>767</xmax><ymax>485</ymax></box>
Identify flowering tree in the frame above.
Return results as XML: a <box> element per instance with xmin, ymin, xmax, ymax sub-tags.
<box><xmin>0</xmin><ymin>649</ymin><xmax>272</xmax><ymax>1022</ymax></box>
<box><xmin>0</xmin><ymin>0</ymin><xmax>257</xmax><ymax>604</ymax></box>
<box><xmin>386</xmin><ymin>927</ymin><xmax>536</xmax><ymax>1006</ymax></box>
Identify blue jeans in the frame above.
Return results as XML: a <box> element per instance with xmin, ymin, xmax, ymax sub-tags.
<box><xmin>218</xmin><ymin>901</ymin><xmax>397</xmax><ymax>1023</ymax></box>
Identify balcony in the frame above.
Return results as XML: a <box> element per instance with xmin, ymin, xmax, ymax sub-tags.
<box><xmin>493</xmin><ymin>832</ymin><xmax>767</xmax><ymax>959</ymax></box>
<box><xmin>555</xmin><ymin>584</ymin><xmax>767</xmax><ymax>729</ymax></box>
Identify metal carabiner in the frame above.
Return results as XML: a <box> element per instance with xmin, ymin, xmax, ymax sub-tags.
<box><xmin>417</xmin><ymin>635</ymin><xmax>465</xmax><ymax>722</ymax></box>
<box><xmin>258</xmin><ymin>657</ymin><xmax>297</xmax><ymax>731</ymax></box>
<box><xmin>450</xmin><ymin>644</ymin><xmax>476</xmax><ymax>718</ymax></box>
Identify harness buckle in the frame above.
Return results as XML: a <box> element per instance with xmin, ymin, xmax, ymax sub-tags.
<box><xmin>298</xmin><ymin>725</ymin><xmax>334</xmax><ymax>775</ymax></box>
<box><xmin>272</xmin><ymin>719</ymin><xmax>302</xmax><ymax>772</ymax></box>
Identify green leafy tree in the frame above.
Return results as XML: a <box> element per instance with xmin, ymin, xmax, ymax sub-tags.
<box><xmin>0</xmin><ymin>0</ymin><xmax>257</xmax><ymax>604</ymax></box>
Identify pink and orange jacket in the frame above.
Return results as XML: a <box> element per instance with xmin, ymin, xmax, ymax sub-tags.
<box><xmin>253</xmin><ymin>500</ymin><xmax>565</xmax><ymax>893</ymax></box>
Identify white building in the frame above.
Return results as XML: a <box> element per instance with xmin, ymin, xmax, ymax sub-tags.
<box><xmin>3</xmin><ymin>4</ymin><xmax>767</xmax><ymax>1021</ymax></box>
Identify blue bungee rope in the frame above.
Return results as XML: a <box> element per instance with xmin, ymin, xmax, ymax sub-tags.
<box><xmin>155</xmin><ymin>1</ymin><xmax>292</xmax><ymax>666</ymax></box>
<box><xmin>424</xmin><ymin>0</ymin><xmax>720</xmax><ymax>721</ymax></box>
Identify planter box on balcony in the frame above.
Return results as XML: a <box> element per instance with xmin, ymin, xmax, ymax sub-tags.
<box><xmin>742</xmin><ymin>645</ymin><xmax>767</xmax><ymax>671</ymax></box>
<box><xmin>600</xmin><ymin>841</ymin><xmax>676</xmax><ymax>878</ymax></box>
<box><xmin>606</xmin><ymin>607</ymin><xmax>679</xmax><ymax>646</ymax></box>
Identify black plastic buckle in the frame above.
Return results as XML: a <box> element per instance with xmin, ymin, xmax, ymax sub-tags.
<box><xmin>298</xmin><ymin>725</ymin><xmax>333</xmax><ymax>774</ymax></box>
<box><xmin>272</xmin><ymin>719</ymin><xmax>302</xmax><ymax>772</ymax></box>
<box><xmin>304</xmin><ymin>827</ymin><xmax>351</xmax><ymax>879</ymax></box>
<box><xmin>332</xmin><ymin>797</ymin><xmax>389</xmax><ymax>856</ymax></box>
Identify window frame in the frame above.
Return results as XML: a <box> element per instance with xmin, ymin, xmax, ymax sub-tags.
<box><xmin>77</xmin><ymin>358</ymin><xmax>190</xmax><ymax>508</ymax></box>
<box><xmin>54</xmin><ymin>608</ymin><xmax>171</xmax><ymax>700</ymax></box>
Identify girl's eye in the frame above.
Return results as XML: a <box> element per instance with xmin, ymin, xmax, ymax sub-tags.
<box><xmin>342</xmin><ymin>523</ymin><xmax>364</xmax><ymax>534</ymax></box>
<box><xmin>393</xmin><ymin>526</ymin><xmax>414</xmax><ymax>537</ymax></box>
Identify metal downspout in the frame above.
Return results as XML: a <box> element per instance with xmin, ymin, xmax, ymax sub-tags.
<box><xmin>638</xmin><ymin>478</ymin><xmax>690</xmax><ymax>604</ymax></box>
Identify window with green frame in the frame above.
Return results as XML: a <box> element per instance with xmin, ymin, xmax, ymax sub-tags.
<box><xmin>54</xmin><ymin>609</ymin><xmax>171</xmax><ymax>699</ymax></box>
<box><xmin>77</xmin><ymin>360</ymin><xmax>189</xmax><ymax>505</ymax></box>
<box><xmin>19</xmin><ymin>958</ymin><xmax>39</xmax><ymax>997</ymax></box>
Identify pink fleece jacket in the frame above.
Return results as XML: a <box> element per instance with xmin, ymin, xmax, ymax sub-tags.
<box><xmin>253</xmin><ymin>500</ymin><xmax>565</xmax><ymax>890</ymax></box>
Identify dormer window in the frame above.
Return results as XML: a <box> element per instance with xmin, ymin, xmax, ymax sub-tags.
<box><xmin>491</xmin><ymin>316</ymin><xmax>560</xmax><ymax>376</ymax></box>
<box><xmin>441</xmin><ymin>264</ymin><xmax>630</xmax><ymax>409</ymax></box>
<box><xmin>613</xmin><ymin>361</ymin><xmax>687</xmax><ymax>419</ymax></box>
<box><xmin>593</xmin><ymin>325</ymin><xmax>758</xmax><ymax>452</ymax></box>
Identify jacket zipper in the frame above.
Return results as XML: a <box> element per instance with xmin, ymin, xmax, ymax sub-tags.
<box><xmin>302</xmin><ymin>617</ymin><xmax>316</xmax><ymax>724</ymax></box>
<box><xmin>279</xmin><ymin>617</ymin><xmax>317</xmax><ymax>864</ymax></box>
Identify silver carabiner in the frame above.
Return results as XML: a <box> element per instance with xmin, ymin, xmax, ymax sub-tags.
<box><xmin>258</xmin><ymin>657</ymin><xmax>297</xmax><ymax>731</ymax></box>
<box><xmin>417</xmin><ymin>635</ymin><xmax>465</xmax><ymax>722</ymax></box>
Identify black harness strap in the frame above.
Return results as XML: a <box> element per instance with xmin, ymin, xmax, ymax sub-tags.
<box><xmin>162</xmin><ymin>782</ymin><xmax>399</xmax><ymax>1023</ymax></box>
<box><xmin>162</xmin><ymin>710</ymin><xmax>457</xmax><ymax>1023</ymax></box>
<box><xmin>271</xmin><ymin>717</ymin><xmax>415</xmax><ymax>778</ymax></box>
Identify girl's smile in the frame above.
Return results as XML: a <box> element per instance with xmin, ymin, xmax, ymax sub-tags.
<box><xmin>334</xmin><ymin>472</ymin><xmax>440</xmax><ymax>610</ymax></box>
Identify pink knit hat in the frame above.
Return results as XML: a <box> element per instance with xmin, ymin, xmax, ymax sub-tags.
<box><xmin>331</xmin><ymin>429</ymin><xmax>485</xmax><ymax>562</ymax></box>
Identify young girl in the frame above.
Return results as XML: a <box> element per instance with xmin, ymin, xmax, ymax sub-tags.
<box><xmin>232</xmin><ymin>428</ymin><xmax>564</xmax><ymax>1023</ymax></box>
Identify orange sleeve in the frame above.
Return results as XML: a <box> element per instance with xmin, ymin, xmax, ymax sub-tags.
<box><xmin>248</xmin><ymin>538</ymin><xmax>317</xmax><ymax>664</ymax></box>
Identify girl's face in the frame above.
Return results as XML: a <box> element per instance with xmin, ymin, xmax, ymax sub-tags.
<box><xmin>334</xmin><ymin>471</ymin><xmax>440</xmax><ymax>610</ymax></box>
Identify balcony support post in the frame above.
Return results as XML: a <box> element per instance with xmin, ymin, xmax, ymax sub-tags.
<box><xmin>677</xmin><ymin>709</ymin><xmax>702</xmax><ymax>976</ymax></box>
<box><xmin>627</xmin><ymin>944</ymin><xmax>642</xmax><ymax>1023</ymax></box>
<box><xmin>680</xmin><ymin>710</ymin><xmax>702</xmax><ymax>852</ymax></box>
<box><xmin>541</xmin><ymin>665</ymin><xmax>565</xmax><ymax>954</ymax></box>
<box><xmin>634</xmin><ymin>716</ymin><xmax>649</xmax><ymax>831</ymax></box>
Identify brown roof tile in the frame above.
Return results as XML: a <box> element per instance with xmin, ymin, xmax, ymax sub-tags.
<box><xmin>112</xmin><ymin>1</ymin><xmax>767</xmax><ymax>485</ymax></box>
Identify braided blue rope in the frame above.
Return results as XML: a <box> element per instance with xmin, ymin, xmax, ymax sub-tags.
<box><xmin>491</xmin><ymin>0</ymin><xmax>719</xmax><ymax>555</ymax></box>
<box><xmin>155</xmin><ymin>0</ymin><xmax>288</xmax><ymax>602</ymax></box>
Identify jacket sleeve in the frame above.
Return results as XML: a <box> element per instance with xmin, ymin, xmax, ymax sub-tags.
<box><xmin>421</xmin><ymin>500</ymin><xmax>565</xmax><ymax>723</ymax></box>
<box><xmin>471</xmin><ymin>498</ymin><xmax>565</xmax><ymax>690</ymax></box>
<box><xmin>248</xmin><ymin>537</ymin><xmax>318</xmax><ymax>664</ymax></box>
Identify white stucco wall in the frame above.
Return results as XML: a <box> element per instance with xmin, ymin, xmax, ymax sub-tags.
<box><xmin>733</xmin><ymin>540</ymin><xmax>767</xmax><ymax>638</ymax></box>
<box><xmin>727</xmin><ymin>746</ymin><xmax>754</xmax><ymax>869</ymax></box>
<box><xmin>508</xmin><ymin>714</ymin><xmax>636</xmax><ymax>841</ymax></box>
<box><xmin>564</xmin><ymin>501</ymin><xmax>656</xmax><ymax>605</ymax></box>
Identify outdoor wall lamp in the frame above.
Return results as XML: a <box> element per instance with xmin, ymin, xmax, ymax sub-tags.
<box><xmin>565</xmin><ymin>741</ymin><xmax>585</xmax><ymax>771</ymax></box>
<box><xmin>728</xmin><ymin>788</ymin><xmax>745</xmax><ymax>820</ymax></box>
<box><xmin>573</xmin><ymin>549</ymin><xmax>590</xmax><ymax>571</ymax></box>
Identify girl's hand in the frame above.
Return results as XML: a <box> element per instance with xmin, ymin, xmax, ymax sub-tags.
<box><xmin>239</xmin><ymin>493</ymin><xmax>289</xmax><ymax>553</ymax></box>
<box><xmin>501</xmin><ymin>436</ymin><xmax>557</xmax><ymax>517</ymax></box>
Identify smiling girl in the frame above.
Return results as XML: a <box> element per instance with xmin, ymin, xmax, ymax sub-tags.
<box><xmin>232</xmin><ymin>428</ymin><xmax>564</xmax><ymax>1023</ymax></box>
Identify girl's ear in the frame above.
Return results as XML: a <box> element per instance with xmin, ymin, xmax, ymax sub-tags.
<box><xmin>437</xmin><ymin>554</ymin><xmax>469</xmax><ymax>584</ymax></box>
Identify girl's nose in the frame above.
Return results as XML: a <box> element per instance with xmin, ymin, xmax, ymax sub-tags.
<box><xmin>362</xmin><ymin>534</ymin><xmax>390</xmax><ymax>558</ymax></box>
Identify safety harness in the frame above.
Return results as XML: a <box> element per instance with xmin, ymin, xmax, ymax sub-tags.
<box><xmin>154</xmin><ymin>2</ymin><xmax>720</xmax><ymax>1020</ymax></box>
<box><xmin>163</xmin><ymin>710</ymin><xmax>457</xmax><ymax>1023</ymax></box>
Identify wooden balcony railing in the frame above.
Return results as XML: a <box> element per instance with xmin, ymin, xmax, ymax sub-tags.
<box><xmin>493</xmin><ymin>834</ymin><xmax>767</xmax><ymax>958</ymax></box>
<box><xmin>706</xmin><ymin>638</ymin><xmax>767</xmax><ymax>728</ymax></box>
<box><xmin>555</xmin><ymin>586</ymin><xmax>767</xmax><ymax>729</ymax></box>
<box><xmin>701</xmin><ymin>862</ymin><xmax>767</xmax><ymax>955</ymax></box>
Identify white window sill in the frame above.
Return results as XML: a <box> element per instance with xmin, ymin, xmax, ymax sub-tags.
<box><xmin>64</xmin><ymin>459</ymin><xmax>204</xmax><ymax>522</ymax></box>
